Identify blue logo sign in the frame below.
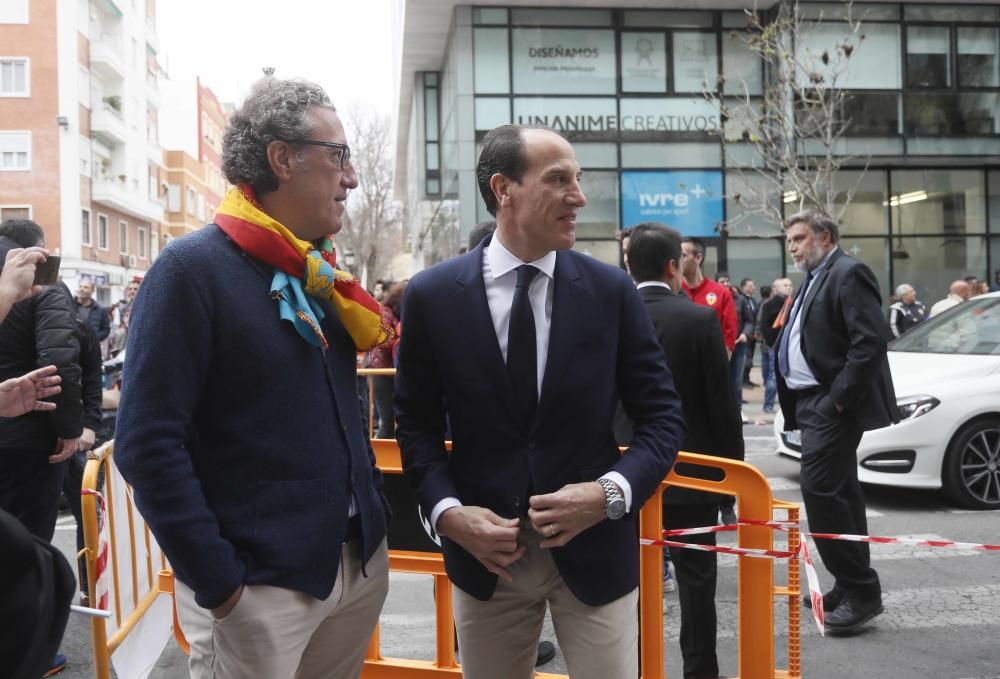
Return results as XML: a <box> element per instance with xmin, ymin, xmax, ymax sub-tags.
<box><xmin>621</xmin><ymin>171</ymin><xmax>724</xmax><ymax>237</ymax></box>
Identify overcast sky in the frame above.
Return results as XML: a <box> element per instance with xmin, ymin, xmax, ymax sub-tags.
<box><xmin>156</xmin><ymin>0</ymin><xmax>396</xmax><ymax>117</ymax></box>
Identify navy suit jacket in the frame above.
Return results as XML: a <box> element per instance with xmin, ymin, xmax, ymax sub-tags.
<box><xmin>394</xmin><ymin>236</ymin><xmax>685</xmax><ymax>606</ymax></box>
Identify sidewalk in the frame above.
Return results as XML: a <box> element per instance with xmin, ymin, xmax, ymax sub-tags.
<box><xmin>740</xmin><ymin>365</ymin><xmax>775</xmax><ymax>427</ymax></box>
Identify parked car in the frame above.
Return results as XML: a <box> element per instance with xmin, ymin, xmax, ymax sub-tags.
<box><xmin>774</xmin><ymin>292</ymin><xmax>1000</xmax><ymax>509</ymax></box>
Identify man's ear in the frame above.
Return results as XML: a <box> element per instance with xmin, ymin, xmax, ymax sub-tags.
<box><xmin>266</xmin><ymin>140</ymin><xmax>297</xmax><ymax>184</ymax></box>
<box><xmin>490</xmin><ymin>173</ymin><xmax>512</xmax><ymax>210</ymax></box>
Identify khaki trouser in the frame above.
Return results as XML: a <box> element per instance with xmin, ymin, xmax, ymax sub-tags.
<box><xmin>452</xmin><ymin>532</ymin><xmax>638</xmax><ymax>679</ymax></box>
<box><xmin>175</xmin><ymin>538</ymin><xmax>388</xmax><ymax>679</ymax></box>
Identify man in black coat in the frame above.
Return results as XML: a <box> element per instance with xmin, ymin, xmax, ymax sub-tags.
<box><xmin>616</xmin><ymin>222</ymin><xmax>743</xmax><ymax>679</ymax></box>
<box><xmin>776</xmin><ymin>209</ymin><xmax>898</xmax><ymax>634</ymax></box>
<box><xmin>758</xmin><ymin>278</ymin><xmax>792</xmax><ymax>414</ymax></box>
<box><xmin>0</xmin><ymin>224</ymin><xmax>83</xmax><ymax>541</ymax></box>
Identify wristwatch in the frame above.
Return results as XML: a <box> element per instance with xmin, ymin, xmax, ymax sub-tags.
<box><xmin>598</xmin><ymin>478</ymin><xmax>627</xmax><ymax>520</ymax></box>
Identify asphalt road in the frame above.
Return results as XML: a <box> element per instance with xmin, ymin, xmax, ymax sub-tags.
<box><xmin>50</xmin><ymin>420</ymin><xmax>1000</xmax><ymax>679</ymax></box>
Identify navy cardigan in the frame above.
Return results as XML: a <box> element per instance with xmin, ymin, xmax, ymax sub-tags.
<box><xmin>115</xmin><ymin>226</ymin><xmax>387</xmax><ymax>609</ymax></box>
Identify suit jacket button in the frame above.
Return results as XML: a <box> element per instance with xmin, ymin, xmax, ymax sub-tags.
<box><xmin>527</xmin><ymin>441</ymin><xmax>537</xmax><ymax>450</ymax></box>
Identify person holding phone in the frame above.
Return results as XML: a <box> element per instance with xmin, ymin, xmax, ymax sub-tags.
<box><xmin>0</xmin><ymin>220</ymin><xmax>83</xmax><ymax>677</ymax></box>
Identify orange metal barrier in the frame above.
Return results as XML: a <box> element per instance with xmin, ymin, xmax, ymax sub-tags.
<box><xmin>80</xmin><ymin>441</ymin><xmax>182</xmax><ymax>679</ymax></box>
<box><xmin>368</xmin><ymin>439</ymin><xmax>802</xmax><ymax>679</ymax></box>
<box><xmin>84</xmin><ymin>385</ymin><xmax>802</xmax><ymax>678</ymax></box>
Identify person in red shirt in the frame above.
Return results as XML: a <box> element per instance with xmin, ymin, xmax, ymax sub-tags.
<box><xmin>680</xmin><ymin>238</ymin><xmax>737</xmax><ymax>353</ymax></box>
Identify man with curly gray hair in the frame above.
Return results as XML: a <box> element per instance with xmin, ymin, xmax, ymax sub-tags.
<box><xmin>115</xmin><ymin>77</ymin><xmax>390</xmax><ymax>679</ymax></box>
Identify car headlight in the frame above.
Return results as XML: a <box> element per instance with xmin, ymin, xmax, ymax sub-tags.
<box><xmin>896</xmin><ymin>394</ymin><xmax>940</xmax><ymax>420</ymax></box>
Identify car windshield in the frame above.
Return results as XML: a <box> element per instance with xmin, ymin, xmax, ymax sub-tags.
<box><xmin>890</xmin><ymin>296</ymin><xmax>1000</xmax><ymax>355</ymax></box>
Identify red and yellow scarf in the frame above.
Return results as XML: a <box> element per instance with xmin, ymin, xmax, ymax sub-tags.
<box><xmin>214</xmin><ymin>185</ymin><xmax>390</xmax><ymax>351</ymax></box>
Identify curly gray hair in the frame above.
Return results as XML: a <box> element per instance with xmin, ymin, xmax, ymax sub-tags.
<box><xmin>221</xmin><ymin>78</ymin><xmax>336</xmax><ymax>194</ymax></box>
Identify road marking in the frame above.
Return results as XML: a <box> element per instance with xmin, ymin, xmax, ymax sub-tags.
<box><xmin>765</xmin><ymin>477</ymin><xmax>800</xmax><ymax>491</ymax></box>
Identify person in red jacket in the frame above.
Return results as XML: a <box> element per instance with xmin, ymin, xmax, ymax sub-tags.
<box><xmin>680</xmin><ymin>237</ymin><xmax>737</xmax><ymax>353</ymax></box>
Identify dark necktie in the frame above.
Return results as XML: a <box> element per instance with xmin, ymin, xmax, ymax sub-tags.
<box><xmin>778</xmin><ymin>270</ymin><xmax>813</xmax><ymax>378</ymax></box>
<box><xmin>508</xmin><ymin>265</ymin><xmax>540</xmax><ymax>427</ymax></box>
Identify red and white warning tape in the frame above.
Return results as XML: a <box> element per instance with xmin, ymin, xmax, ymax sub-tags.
<box><xmin>659</xmin><ymin>519</ymin><xmax>1000</xmax><ymax>553</ymax></box>
<box><xmin>645</xmin><ymin>519</ymin><xmax>1000</xmax><ymax>636</ymax></box>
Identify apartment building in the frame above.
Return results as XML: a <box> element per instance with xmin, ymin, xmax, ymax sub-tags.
<box><xmin>0</xmin><ymin>0</ymin><xmax>164</xmax><ymax>306</ymax></box>
<box><xmin>159</xmin><ymin>75</ymin><xmax>229</xmax><ymax>235</ymax></box>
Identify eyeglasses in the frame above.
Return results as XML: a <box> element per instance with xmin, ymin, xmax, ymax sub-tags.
<box><xmin>282</xmin><ymin>139</ymin><xmax>351</xmax><ymax>170</ymax></box>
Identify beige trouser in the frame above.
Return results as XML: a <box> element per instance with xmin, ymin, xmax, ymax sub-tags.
<box><xmin>174</xmin><ymin>538</ymin><xmax>388</xmax><ymax>679</ymax></box>
<box><xmin>452</xmin><ymin>531</ymin><xmax>638</xmax><ymax>679</ymax></box>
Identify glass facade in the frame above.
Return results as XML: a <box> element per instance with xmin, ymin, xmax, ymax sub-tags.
<box><xmin>407</xmin><ymin>3</ymin><xmax>1000</xmax><ymax>300</ymax></box>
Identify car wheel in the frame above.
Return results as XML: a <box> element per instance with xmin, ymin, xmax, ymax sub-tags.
<box><xmin>942</xmin><ymin>417</ymin><xmax>1000</xmax><ymax>510</ymax></box>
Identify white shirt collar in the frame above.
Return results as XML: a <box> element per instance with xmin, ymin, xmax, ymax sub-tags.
<box><xmin>637</xmin><ymin>281</ymin><xmax>672</xmax><ymax>292</ymax></box>
<box><xmin>486</xmin><ymin>232</ymin><xmax>557</xmax><ymax>281</ymax></box>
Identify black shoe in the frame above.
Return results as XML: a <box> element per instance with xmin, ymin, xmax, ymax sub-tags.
<box><xmin>535</xmin><ymin>640</ymin><xmax>556</xmax><ymax>667</ymax></box>
<box><xmin>824</xmin><ymin>596</ymin><xmax>884</xmax><ymax>635</ymax></box>
<box><xmin>802</xmin><ymin>588</ymin><xmax>844</xmax><ymax>612</ymax></box>
<box><xmin>720</xmin><ymin>507</ymin><xmax>737</xmax><ymax>526</ymax></box>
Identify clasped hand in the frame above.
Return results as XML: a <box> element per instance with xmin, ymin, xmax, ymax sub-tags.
<box><xmin>437</xmin><ymin>482</ymin><xmax>606</xmax><ymax>580</ymax></box>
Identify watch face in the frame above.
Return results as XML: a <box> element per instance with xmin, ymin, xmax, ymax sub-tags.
<box><xmin>607</xmin><ymin>498</ymin><xmax>627</xmax><ymax>520</ymax></box>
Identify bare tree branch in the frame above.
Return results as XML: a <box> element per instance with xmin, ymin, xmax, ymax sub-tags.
<box><xmin>339</xmin><ymin>106</ymin><xmax>404</xmax><ymax>286</ymax></box>
<box><xmin>709</xmin><ymin>0</ymin><xmax>871</xmax><ymax>237</ymax></box>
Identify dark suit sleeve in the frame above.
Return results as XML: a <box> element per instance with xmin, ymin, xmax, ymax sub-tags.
<box><xmin>829</xmin><ymin>264</ymin><xmax>890</xmax><ymax>409</ymax></box>
<box><xmin>96</xmin><ymin>303</ymin><xmax>111</xmax><ymax>341</ymax></box>
<box><xmin>760</xmin><ymin>298</ymin><xmax>781</xmax><ymax>347</ymax></box>
<box><xmin>613</xmin><ymin>278</ymin><xmax>686</xmax><ymax>508</ymax></box>
<box><xmin>76</xmin><ymin>319</ymin><xmax>104</xmax><ymax>430</ymax></box>
<box><xmin>35</xmin><ymin>289</ymin><xmax>83</xmax><ymax>440</ymax></box>
<box><xmin>114</xmin><ymin>250</ymin><xmax>245</xmax><ymax>609</ymax></box>
<box><xmin>700</xmin><ymin>313</ymin><xmax>744</xmax><ymax>461</ymax></box>
<box><xmin>393</xmin><ymin>279</ymin><xmax>458</xmax><ymax>516</ymax></box>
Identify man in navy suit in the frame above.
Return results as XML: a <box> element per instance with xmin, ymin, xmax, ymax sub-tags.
<box><xmin>395</xmin><ymin>124</ymin><xmax>685</xmax><ymax>679</ymax></box>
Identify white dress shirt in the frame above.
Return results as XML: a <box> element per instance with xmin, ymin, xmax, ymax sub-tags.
<box><xmin>784</xmin><ymin>247</ymin><xmax>838</xmax><ymax>390</ymax></box>
<box><xmin>430</xmin><ymin>235</ymin><xmax>633</xmax><ymax>530</ymax></box>
<box><xmin>637</xmin><ymin>281</ymin><xmax>672</xmax><ymax>292</ymax></box>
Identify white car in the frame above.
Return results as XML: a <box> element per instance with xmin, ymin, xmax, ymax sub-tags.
<box><xmin>774</xmin><ymin>291</ymin><xmax>1000</xmax><ymax>510</ymax></box>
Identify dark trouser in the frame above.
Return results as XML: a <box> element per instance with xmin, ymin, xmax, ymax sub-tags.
<box><xmin>0</xmin><ymin>448</ymin><xmax>67</xmax><ymax>542</ymax></box>
<box><xmin>63</xmin><ymin>452</ymin><xmax>87</xmax><ymax>593</ymax></box>
<box><xmin>795</xmin><ymin>390</ymin><xmax>881</xmax><ymax>599</ymax></box>
<box><xmin>729</xmin><ymin>342</ymin><xmax>747</xmax><ymax>407</ymax></box>
<box><xmin>372</xmin><ymin>376</ymin><xmax>396</xmax><ymax>439</ymax></box>
<box><xmin>743</xmin><ymin>338</ymin><xmax>757</xmax><ymax>384</ymax></box>
<box><xmin>664</xmin><ymin>502</ymin><xmax>720</xmax><ymax>679</ymax></box>
<box><xmin>761</xmin><ymin>347</ymin><xmax>776</xmax><ymax>410</ymax></box>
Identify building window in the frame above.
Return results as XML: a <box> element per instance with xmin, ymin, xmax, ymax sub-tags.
<box><xmin>97</xmin><ymin>214</ymin><xmax>109</xmax><ymax>250</ymax></box>
<box><xmin>137</xmin><ymin>226</ymin><xmax>146</xmax><ymax>258</ymax></box>
<box><xmin>906</xmin><ymin>26</ymin><xmax>951</xmax><ymax>88</ymax></box>
<box><xmin>167</xmin><ymin>184</ymin><xmax>180</xmax><ymax>212</ymax></box>
<box><xmin>119</xmin><ymin>220</ymin><xmax>128</xmax><ymax>254</ymax></box>
<box><xmin>81</xmin><ymin>209</ymin><xmax>91</xmax><ymax>245</ymax></box>
<box><xmin>0</xmin><ymin>58</ymin><xmax>28</xmax><ymax>96</ymax></box>
<box><xmin>474</xmin><ymin>28</ymin><xmax>510</xmax><ymax>94</ymax></box>
<box><xmin>890</xmin><ymin>169</ymin><xmax>986</xmax><ymax>236</ymax></box>
<box><xmin>958</xmin><ymin>27</ymin><xmax>1000</xmax><ymax>88</ymax></box>
<box><xmin>904</xmin><ymin>93</ymin><xmax>1000</xmax><ymax>136</ymax></box>
<box><xmin>0</xmin><ymin>0</ymin><xmax>28</xmax><ymax>23</ymax></box>
<box><xmin>0</xmin><ymin>131</ymin><xmax>30</xmax><ymax>170</ymax></box>
<box><xmin>186</xmin><ymin>187</ymin><xmax>196</xmax><ymax>216</ymax></box>
<box><xmin>511</xmin><ymin>28</ymin><xmax>617</xmax><ymax>95</ymax></box>
<box><xmin>0</xmin><ymin>206</ymin><xmax>30</xmax><ymax>220</ymax></box>
<box><xmin>620</xmin><ymin>32</ymin><xmax>668</xmax><ymax>94</ymax></box>
<box><xmin>673</xmin><ymin>32</ymin><xmax>717</xmax><ymax>93</ymax></box>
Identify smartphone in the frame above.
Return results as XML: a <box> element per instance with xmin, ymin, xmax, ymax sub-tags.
<box><xmin>32</xmin><ymin>255</ymin><xmax>61</xmax><ymax>286</ymax></box>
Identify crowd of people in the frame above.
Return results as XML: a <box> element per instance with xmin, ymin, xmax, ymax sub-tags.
<box><xmin>2</xmin><ymin>73</ymin><xmax>998</xmax><ymax>679</ymax></box>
